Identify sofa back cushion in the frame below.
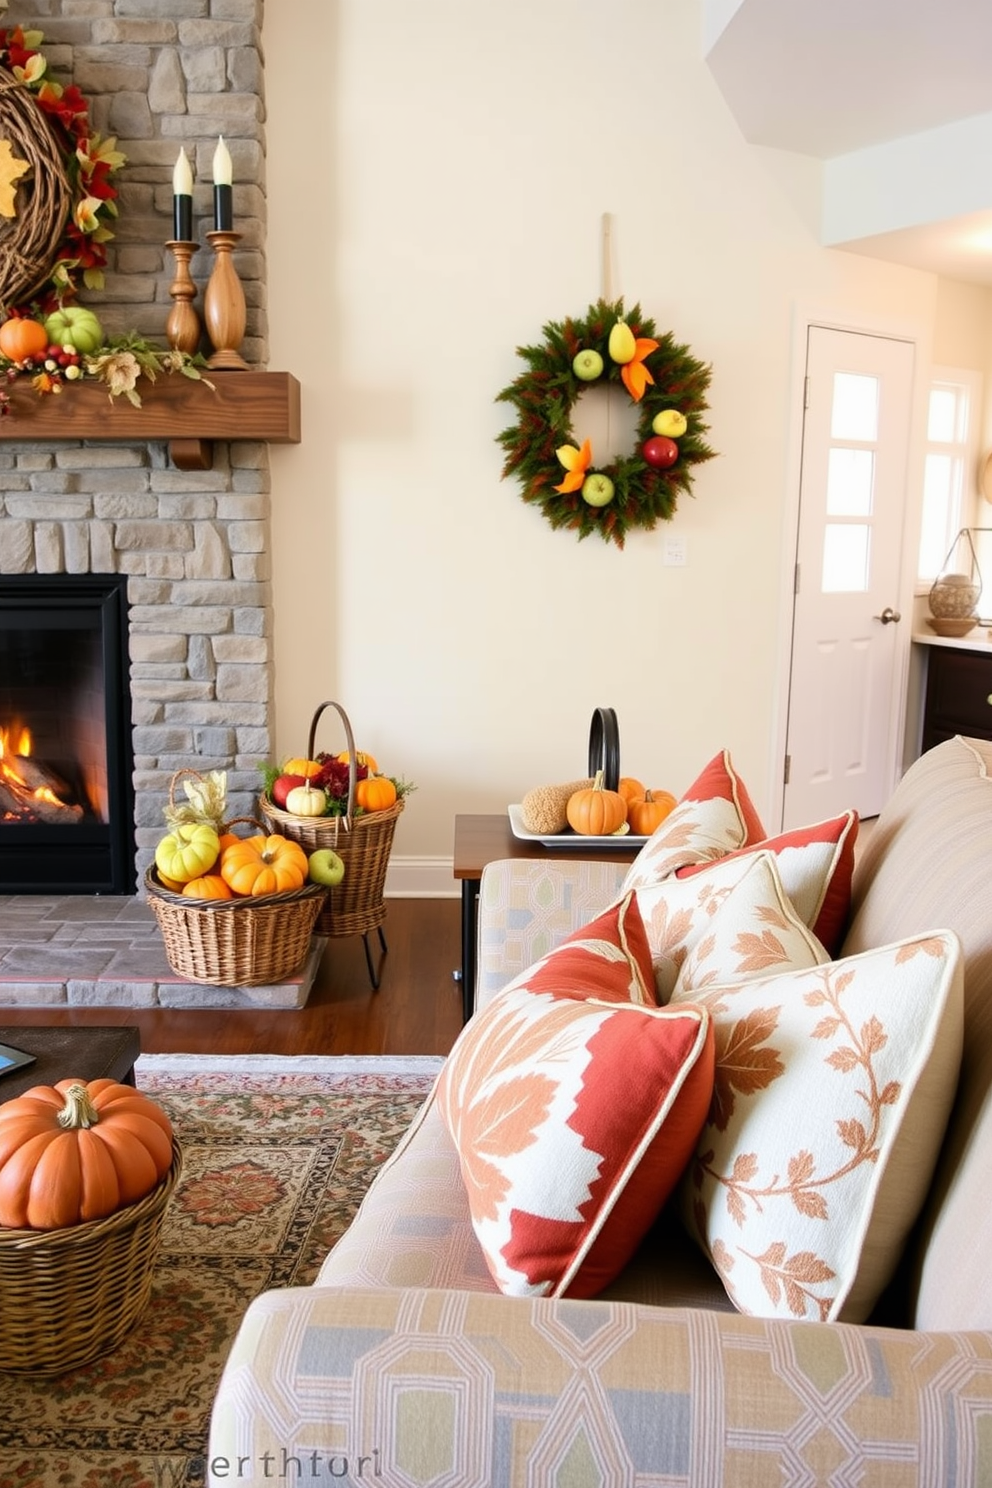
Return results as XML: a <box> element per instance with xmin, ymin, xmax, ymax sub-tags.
<box><xmin>842</xmin><ymin>735</ymin><xmax>992</xmax><ymax>1330</ymax></box>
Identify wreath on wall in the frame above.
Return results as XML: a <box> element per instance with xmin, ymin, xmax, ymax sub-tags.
<box><xmin>496</xmin><ymin>297</ymin><xmax>716</xmax><ymax>548</ymax></box>
<box><xmin>0</xmin><ymin>25</ymin><xmax>124</xmax><ymax>314</ymax></box>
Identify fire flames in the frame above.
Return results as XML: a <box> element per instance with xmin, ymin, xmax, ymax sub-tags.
<box><xmin>0</xmin><ymin>721</ymin><xmax>84</xmax><ymax>823</ymax></box>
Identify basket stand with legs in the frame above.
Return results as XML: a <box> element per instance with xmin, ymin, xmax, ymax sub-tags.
<box><xmin>259</xmin><ymin>700</ymin><xmax>404</xmax><ymax>989</ymax></box>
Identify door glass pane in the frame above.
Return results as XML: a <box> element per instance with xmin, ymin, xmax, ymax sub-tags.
<box><xmin>822</xmin><ymin>524</ymin><xmax>870</xmax><ymax>592</ymax></box>
<box><xmin>831</xmin><ymin>373</ymin><xmax>878</xmax><ymax>441</ymax></box>
<box><xmin>826</xmin><ymin>448</ymin><xmax>874</xmax><ymax>516</ymax></box>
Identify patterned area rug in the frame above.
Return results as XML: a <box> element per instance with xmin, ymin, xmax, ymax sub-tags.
<box><xmin>0</xmin><ymin>1054</ymin><xmax>443</xmax><ymax>1488</ymax></box>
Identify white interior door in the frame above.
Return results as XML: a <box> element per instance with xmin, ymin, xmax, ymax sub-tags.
<box><xmin>783</xmin><ymin>326</ymin><xmax>914</xmax><ymax>829</ymax></box>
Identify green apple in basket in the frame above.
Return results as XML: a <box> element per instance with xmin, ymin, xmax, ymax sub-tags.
<box><xmin>309</xmin><ymin>848</ymin><xmax>345</xmax><ymax>888</ymax></box>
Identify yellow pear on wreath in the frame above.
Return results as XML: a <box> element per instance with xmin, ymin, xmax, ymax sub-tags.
<box><xmin>608</xmin><ymin>318</ymin><xmax>637</xmax><ymax>364</ymax></box>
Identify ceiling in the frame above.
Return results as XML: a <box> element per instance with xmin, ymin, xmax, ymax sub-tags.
<box><xmin>704</xmin><ymin>0</ymin><xmax>992</xmax><ymax>285</ymax></box>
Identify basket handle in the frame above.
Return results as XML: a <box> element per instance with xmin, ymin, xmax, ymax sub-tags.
<box><xmin>588</xmin><ymin>707</ymin><xmax>620</xmax><ymax>791</ymax></box>
<box><xmin>305</xmin><ymin>700</ymin><xmax>358</xmax><ymax>824</ymax></box>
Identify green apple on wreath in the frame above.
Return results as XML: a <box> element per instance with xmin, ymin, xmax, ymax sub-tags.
<box><xmin>496</xmin><ymin>297</ymin><xmax>716</xmax><ymax>548</ymax></box>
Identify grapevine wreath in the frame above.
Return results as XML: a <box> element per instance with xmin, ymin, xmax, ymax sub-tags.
<box><xmin>0</xmin><ymin>25</ymin><xmax>124</xmax><ymax>313</ymax></box>
<box><xmin>496</xmin><ymin>297</ymin><xmax>716</xmax><ymax>548</ymax></box>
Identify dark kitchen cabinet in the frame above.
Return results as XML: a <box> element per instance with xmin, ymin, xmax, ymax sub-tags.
<box><xmin>921</xmin><ymin>644</ymin><xmax>992</xmax><ymax>753</ymax></box>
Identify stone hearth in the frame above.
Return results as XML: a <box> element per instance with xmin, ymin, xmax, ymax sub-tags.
<box><xmin>0</xmin><ymin>894</ymin><xmax>324</xmax><ymax>1010</ymax></box>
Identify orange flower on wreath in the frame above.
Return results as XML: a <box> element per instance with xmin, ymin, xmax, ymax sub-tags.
<box><xmin>621</xmin><ymin>337</ymin><xmax>660</xmax><ymax>402</ymax></box>
<box><xmin>553</xmin><ymin>437</ymin><xmax>592</xmax><ymax>494</ymax></box>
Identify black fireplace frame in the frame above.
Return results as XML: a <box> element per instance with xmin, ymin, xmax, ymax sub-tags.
<box><xmin>0</xmin><ymin>574</ymin><xmax>135</xmax><ymax>894</ymax></box>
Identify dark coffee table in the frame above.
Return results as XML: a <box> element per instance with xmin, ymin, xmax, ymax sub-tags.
<box><xmin>0</xmin><ymin>1024</ymin><xmax>141</xmax><ymax>1103</ymax></box>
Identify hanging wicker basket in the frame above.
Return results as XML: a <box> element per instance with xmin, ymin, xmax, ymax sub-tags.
<box><xmin>259</xmin><ymin>700</ymin><xmax>404</xmax><ymax>940</ymax></box>
<box><xmin>0</xmin><ymin>1140</ymin><xmax>182</xmax><ymax>1376</ymax></box>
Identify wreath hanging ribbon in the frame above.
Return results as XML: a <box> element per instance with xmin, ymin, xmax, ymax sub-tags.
<box><xmin>496</xmin><ymin>297</ymin><xmax>716</xmax><ymax>548</ymax></box>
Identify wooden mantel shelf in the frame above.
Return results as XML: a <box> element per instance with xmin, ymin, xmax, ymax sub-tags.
<box><xmin>0</xmin><ymin>370</ymin><xmax>301</xmax><ymax>470</ymax></box>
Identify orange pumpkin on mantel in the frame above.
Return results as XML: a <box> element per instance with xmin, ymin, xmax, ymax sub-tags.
<box><xmin>0</xmin><ymin>316</ymin><xmax>48</xmax><ymax>364</ymax></box>
<box><xmin>0</xmin><ymin>1079</ymin><xmax>174</xmax><ymax>1230</ymax></box>
<box><xmin>627</xmin><ymin>788</ymin><xmax>677</xmax><ymax>837</ymax></box>
<box><xmin>566</xmin><ymin>771</ymin><xmax>628</xmax><ymax>836</ymax></box>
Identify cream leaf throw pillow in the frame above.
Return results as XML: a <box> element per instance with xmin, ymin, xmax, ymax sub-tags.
<box><xmin>635</xmin><ymin>850</ymin><xmax>826</xmax><ymax>1002</ymax></box>
<box><xmin>671</xmin><ymin>931</ymin><xmax>964</xmax><ymax>1323</ymax></box>
<box><xmin>621</xmin><ymin>749</ymin><xmax>766</xmax><ymax>893</ymax></box>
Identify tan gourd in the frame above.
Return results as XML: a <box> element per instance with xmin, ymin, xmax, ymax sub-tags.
<box><xmin>521</xmin><ymin>777</ymin><xmax>594</xmax><ymax>834</ymax></box>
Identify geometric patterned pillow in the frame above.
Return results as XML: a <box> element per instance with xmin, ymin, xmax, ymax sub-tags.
<box><xmin>671</xmin><ymin>851</ymin><xmax>828</xmax><ymax>999</ymax></box>
<box><xmin>436</xmin><ymin>982</ymin><xmax>715</xmax><ymax>1299</ymax></box>
<box><xmin>672</xmin><ymin>930</ymin><xmax>964</xmax><ymax>1324</ymax></box>
<box><xmin>496</xmin><ymin>891</ymin><xmax>658</xmax><ymax>1006</ymax></box>
<box><xmin>621</xmin><ymin>749</ymin><xmax>767</xmax><ymax>894</ymax></box>
<box><xmin>675</xmin><ymin>810</ymin><xmax>859</xmax><ymax>955</ymax></box>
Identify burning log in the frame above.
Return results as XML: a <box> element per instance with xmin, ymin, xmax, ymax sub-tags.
<box><xmin>0</xmin><ymin>755</ymin><xmax>84</xmax><ymax>823</ymax></box>
<box><xmin>4</xmin><ymin>754</ymin><xmax>72</xmax><ymax>796</ymax></box>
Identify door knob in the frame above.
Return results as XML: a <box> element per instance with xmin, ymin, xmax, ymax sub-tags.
<box><xmin>874</xmin><ymin>607</ymin><xmax>901</xmax><ymax>624</ymax></box>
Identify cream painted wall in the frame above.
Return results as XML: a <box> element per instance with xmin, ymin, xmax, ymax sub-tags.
<box><xmin>262</xmin><ymin>0</ymin><xmax>946</xmax><ymax>887</ymax></box>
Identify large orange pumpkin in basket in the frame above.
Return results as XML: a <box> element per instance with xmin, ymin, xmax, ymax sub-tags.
<box><xmin>220</xmin><ymin>833</ymin><xmax>309</xmax><ymax>896</ymax></box>
<box><xmin>0</xmin><ymin>1079</ymin><xmax>174</xmax><ymax>1230</ymax></box>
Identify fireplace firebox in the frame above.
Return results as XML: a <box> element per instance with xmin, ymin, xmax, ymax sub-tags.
<box><xmin>0</xmin><ymin>575</ymin><xmax>135</xmax><ymax>893</ymax></box>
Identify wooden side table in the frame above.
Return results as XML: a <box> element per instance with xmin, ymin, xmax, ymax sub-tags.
<box><xmin>452</xmin><ymin>814</ymin><xmax>639</xmax><ymax>1023</ymax></box>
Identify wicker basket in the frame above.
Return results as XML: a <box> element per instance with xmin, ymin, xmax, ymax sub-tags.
<box><xmin>259</xmin><ymin>700</ymin><xmax>404</xmax><ymax>940</ymax></box>
<box><xmin>145</xmin><ymin>867</ymin><xmax>326</xmax><ymax>986</ymax></box>
<box><xmin>0</xmin><ymin>1140</ymin><xmax>182</xmax><ymax>1376</ymax></box>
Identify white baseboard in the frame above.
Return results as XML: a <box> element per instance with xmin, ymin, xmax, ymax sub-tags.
<box><xmin>384</xmin><ymin>855</ymin><xmax>459</xmax><ymax>898</ymax></box>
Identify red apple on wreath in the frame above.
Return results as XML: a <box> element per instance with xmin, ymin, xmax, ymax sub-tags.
<box><xmin>642</xmin><ymin>435</ymin><xmax>679</xmax><ymax>469</ymax></box>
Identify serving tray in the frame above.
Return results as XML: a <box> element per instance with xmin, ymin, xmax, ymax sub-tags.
<box><xmin>508</xmin><ymin>804</ymin><xmax>648</xmax><ymax>849</ymax></box>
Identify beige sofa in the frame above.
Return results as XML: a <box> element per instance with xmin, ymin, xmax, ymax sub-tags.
<box><xmin>209</xmin><ymin>735</ymin><xmax>992</xmax><ymax>1486</ymax></box>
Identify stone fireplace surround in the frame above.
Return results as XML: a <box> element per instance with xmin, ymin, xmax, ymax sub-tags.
<box><xmin>0</xmin><ymin>1</ymin><xmax>272</xmax><ymax>889</ymax></box>
<box><xmin>0</xmin><ymin>4</ymin><xmax>296</xmax><ymax>1006</ymax></box>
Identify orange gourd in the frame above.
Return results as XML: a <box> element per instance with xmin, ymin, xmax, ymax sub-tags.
<box><xmin>0</xmin><ymin>1078</ymin><xmax>174</xmax><ymax>1230</ymax></box>
<box><xmin>355</xmin><ymin>775</ymin><xmax>397</xmax><ymax>812</ymax></box>
<box><xmin>281</xmin><ymin>757</ymin><xmax>321</xmax><ymax>778</ymax></box>
<box><xmin>0</xmin><ymin>316</ymin><xmax>48</xmax><ymax>364</ymax></box>
<box><xmin>627</xmin><ymin>788</ymin><xmax>677</xmax><ymax>836</ymax></box>
<box><xmin>617</xmin><ymin>776</ymin><xmax>646</xmax><ymax>806</ymax></box>
<box><xmin>181</xmin><ymin>873</ymin><xmax>234</xmax><ymax>900</ymax></box>
<box><xmin>220</xmin><ymin>833</ymin><xmax>309</xmax><ymax>896</ymax></box>
<box><xmin>337</xmin><ymin>749</ymin><xmax>379</xmax><ymax>773</ymax></box>
<box><xmin>566</xmin><ymin>771</ymin><xmax>628</xmax><ymax>836</ymax></box>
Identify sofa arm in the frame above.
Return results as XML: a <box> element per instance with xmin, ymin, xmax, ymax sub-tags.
<box><xmin>476</xmin><ymin>857</ymin><xmax>628</xmax><ymax>1009</ymax></box>
<box><xmin>208</xmin><ymin>1286</ymin><xmax>992</xmax><ymax>1486</ymax></box>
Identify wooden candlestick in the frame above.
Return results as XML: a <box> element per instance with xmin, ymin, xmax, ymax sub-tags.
<box><xmin>203</xmin><ymin>229</ymin><xmax>249</xmax><ymax>370</ymax></box>
<box><xmin>165</xmin><ymin>240</ymin><xmax>201</xmax><ymax>355</ymax></box>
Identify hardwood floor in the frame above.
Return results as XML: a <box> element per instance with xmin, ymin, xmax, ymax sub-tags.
<box><xmin>0</xmin><ymin>898</ymin><xmax>465</xmax><ymax>1058</ymax></box>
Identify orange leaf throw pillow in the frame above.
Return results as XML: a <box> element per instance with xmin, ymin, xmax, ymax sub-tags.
<box><xmin>621</xmin><ymin>749</ymin><xmax>767</xmax><ymax>894</ymax></box>
<box><xmin>437</xmin><ymin>987</ymin><xmax>714</xmax><ymax>1299</ymax></box>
